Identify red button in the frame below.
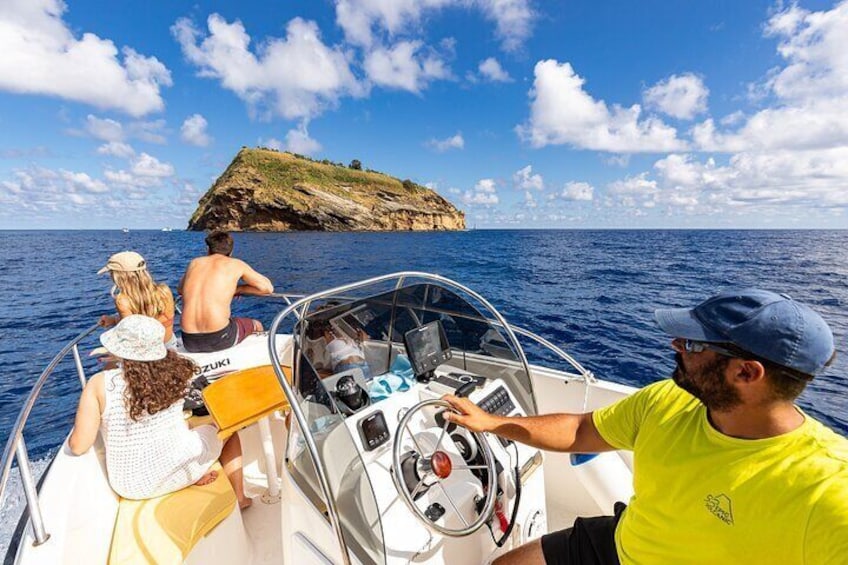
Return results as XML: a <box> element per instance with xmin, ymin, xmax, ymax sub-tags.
<box><xmin>431</xmin><ymin>451</ymin><xmax>452</xmax><ymax>479</ymax></box>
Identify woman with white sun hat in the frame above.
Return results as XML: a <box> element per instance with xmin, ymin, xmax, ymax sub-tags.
<box><xmin>68</xmin><ymin>315</ymin><xmax>250</xmax><ymax>508</ymax></box>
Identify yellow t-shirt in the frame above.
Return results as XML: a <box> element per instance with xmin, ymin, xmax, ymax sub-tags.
<box><xmin>593</xmin><ymin>379</ymin><xmax>848</xmax><ymax>565</ymax></box>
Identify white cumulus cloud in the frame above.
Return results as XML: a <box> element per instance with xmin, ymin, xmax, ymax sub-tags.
<box><xmin>81</xmin><ymin>115</ymin><xmax>167</xmax><ymax>144</ymax></box>
<box><xmin>0</xmin><ymin>166</ymin><xmax>109</xmax><ymax>215</ymax></box>
<box><xmin>693</xmin><ymin>2</ymin><xmax>848</xmax><ymax>153</ymax></box>
<box><xmin>655</xmin><ymin>1</ymin><xmax>848</xmax><ymax>218</ymax></box>
<box><xmin>0</xmin><ymin>0</ymin><xmax>171</xmax><ymax>116</ymax></box>
<box><xmin>512</xmin><ymin>165</ymin><xmax>543</xmax><ymax>190</ymax></box>
<box><xmin>426</xmin><ymin>132</ymin><xmax>464</xmax><ymax>152</ymax></box>
<box><xmin>284</xmin><ymin>122</ymin><xmax>323</xmax><ymax>155</ymax></box>
<box><xmin>608</xmin><ymin>173</ymin><xmax>659</xmax><ymax>199</ymax></box>
<box><xmin>96</xmin><ymin>142</ymin><xmax>135</xmax><ymax>158</ymax></box>
<box><xmin>764</xmin><ymin>2</ymin><xmax>848</xmax><ymax>103</ymax></box>
<box><xmin>606</xmin><ymin>147</ymin><xmax>848</xmax><ymax>216</ymax></box>
<box><xmin>130</xmin><ymin>153</ymin><xmax>175</xmax><ymax>178</ymax></box>
<box><xmin>364</xmin><ymin>40</ymin><xmax>450</xmax><ymax>92</ymax></box>
<box><xmin>172</xmin><ymin>15</ymin><xmax>364</xmax><ymax>120</ymax></box>
<box><xmin>180</xmin><ymin>114</ymin><xmax>212</xmax><ymax>147</ymax></box>
<box><xmin>462</xmin><ymin>178</ymin><xmax>499</xmax><ymax>205</ymax></box>
<box><xmin>478</xmin><ymin>57</ymin><xmax>511</xmax><ymax>82</ymax></box>
<box><xmin>60</xmin><ymin>170</ymin><xmax>108</xmax><ymax>193</ymax></box>
<box><xmin>477</xmin><ymin>0</ymin><xmax>535</xmax><ymax>52</ymax></box>
<box><xmin>85</xmin><ymin>115</ymin><xmax>124</xmax><ymax>142</ymax></box>
<box><xmin>335</xmin><ymin>0</ymin><xmax>533</xmax><ymax>51</ymax></box>
<box><xmin>517</xmin><ymin>60</ymin><xmax>686</xmax><ymax>152</ymax></box>
<box><xmin>643</xmin><ymin>73</ymin><xmax>709</xmax><ymax>120</ymax></box>
<box><xmin>561</xmin><ymin>181</ymin><xmax>594</xmax><ymax>201</ymax></box>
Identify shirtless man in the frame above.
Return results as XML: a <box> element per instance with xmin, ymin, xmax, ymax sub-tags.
<box><xmin>178</xmin><ymin>231</ymin><xmax>274</xmax><ymax>353</ymax></box>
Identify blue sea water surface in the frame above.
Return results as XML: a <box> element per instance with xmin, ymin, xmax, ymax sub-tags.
<box><xmin>1</xmin><ymin>229</ymin><xmax>846</xmax><ymax>462</ymax></box>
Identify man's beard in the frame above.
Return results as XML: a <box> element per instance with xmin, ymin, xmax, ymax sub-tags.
<box><xmin>672</xmin><ymin>353</ymin><xmax>742</xmax><ymax>411</ymax></box>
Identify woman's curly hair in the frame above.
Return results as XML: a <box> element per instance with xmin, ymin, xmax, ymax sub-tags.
<box><xmin>121</xmin><ymin>350</ymin><xmax>197</xmax><ymax>421</ymax></box>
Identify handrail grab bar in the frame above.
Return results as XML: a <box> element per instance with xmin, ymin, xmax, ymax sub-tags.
<box><xmin>15</xmin><ymin>437</ymin><xmax>49</xmax><ymax>546</ymax></box>
<box><xmin>0</xmin><ymin>322</ymin><xmax>99</xmax><ymax>546</ymax></box>
<box><xmin>505</xmin><ymin>325</ymin><xmax>596</xmax><ymax>383</ymax></box>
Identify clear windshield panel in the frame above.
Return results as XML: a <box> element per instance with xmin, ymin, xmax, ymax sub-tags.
<box><xmin>288</xmin><ymin>335</ymin><xmax>387</xmax><ymax>564</ymax></box>
<box><xmin>285</xmin><ymin>276</ymin><xmax>536</xmax><ymax>563</ymax></box>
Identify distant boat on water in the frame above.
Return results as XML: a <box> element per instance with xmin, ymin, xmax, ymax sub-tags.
<box><xmin>121</xmin><ymin>228</ymin><xmax>129</xmax><ymax>233</ymax></box>
<box><xmin>161</xmin><ymin>227</ymin><xmax>173</xmax><ymax>232</ymax></box>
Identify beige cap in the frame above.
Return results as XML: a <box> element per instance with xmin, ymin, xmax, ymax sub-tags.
<box><xmin>97</xmin><ymin>251</ymin><xmax>147</xmax><ymax>275</ymax></box>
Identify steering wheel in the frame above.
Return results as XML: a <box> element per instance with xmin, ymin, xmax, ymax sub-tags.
<box><xmin>391</xmin><ymin>399</ymin><xmax>497</xmax><ymax>536</ymax></box>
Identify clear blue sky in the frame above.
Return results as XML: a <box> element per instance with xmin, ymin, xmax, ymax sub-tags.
<box><xmin>1</xmin><ymin>0</ymin><xmax>846</xmax><ymax>229</ymax></box>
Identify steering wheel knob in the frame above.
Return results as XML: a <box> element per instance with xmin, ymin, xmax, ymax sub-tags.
<box><xmin>430</xmin><ymin>451</ymin><xmax>452</xmax><ymax>479</ymax></box>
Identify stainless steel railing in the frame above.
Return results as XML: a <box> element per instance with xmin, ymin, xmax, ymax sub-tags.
<box><xmin>0</xmin><ymin>323</ymin><xmax>99</xmax><ymax>546</ymax></box>
<box><xmin>506</xmin><ymin>325</ymin><xmax>596</xmax><ymax>383</ymax></box>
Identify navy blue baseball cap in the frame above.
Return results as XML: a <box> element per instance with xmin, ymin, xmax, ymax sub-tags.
<box><xmin>655</xmin><ymin>288</ymin><xmax>834</xmax><ymax>376</ymax></box>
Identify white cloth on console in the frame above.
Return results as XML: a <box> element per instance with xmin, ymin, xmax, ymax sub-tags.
<box><xmin>326</xmin><ymin>337</ymin><xmax>364</xmax><ymax>367</ymax></box>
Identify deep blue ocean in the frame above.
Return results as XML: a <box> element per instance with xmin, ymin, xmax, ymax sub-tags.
<box><xmin>1</xmin><ymin>229</ymin><xmax>847</xmax><ymax>463</ymax></box>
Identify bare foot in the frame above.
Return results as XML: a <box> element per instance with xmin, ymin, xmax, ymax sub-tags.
<box><xmin>239</xmin><ymin>498</ymin><xmax>253</xmax><ymax>510</ymax></box>
<box><xmin>194</xmin><ymin>470</ymin><xmax>218</xmax><ymax>486</ymax></box>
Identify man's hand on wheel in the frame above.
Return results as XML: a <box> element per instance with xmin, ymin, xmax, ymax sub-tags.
<box><xmin>442</xmin><ymin>394</ymin><xmax>498</xmax><ymax>433</ymax></box>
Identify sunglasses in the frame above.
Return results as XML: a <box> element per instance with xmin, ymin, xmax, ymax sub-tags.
<box><xmin>680</xmin><ymin>339</ymin><xmax>740</xmax><ymax>358</ymax></box>
<box><xmin>680</xmin><ymin>339</ymin><xmax>814</xmax><ymax>382</ymax></box>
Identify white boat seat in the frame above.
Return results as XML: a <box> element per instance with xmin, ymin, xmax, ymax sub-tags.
<box><xmin>107</xmin><ymin>462</ymin><xmax>236</xmax><ymax>564</ymax></box>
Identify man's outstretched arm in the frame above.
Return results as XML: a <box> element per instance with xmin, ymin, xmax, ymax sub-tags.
<box><xmin>236</xmin><ymin>263</ymin><xmax>274</xmax><ymax>296</ymax></box>
<box><xmin>442</xmin><ymin>395</ymin><xmax>615</xmax><ymax>453</ymax></box>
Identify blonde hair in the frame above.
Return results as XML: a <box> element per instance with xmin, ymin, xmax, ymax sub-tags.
<box><xmin>110</xmin><ymin>269</ymin><xmax>169</xmax><ymax>318</ymax></box>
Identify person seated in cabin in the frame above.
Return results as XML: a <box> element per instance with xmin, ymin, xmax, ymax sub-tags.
<box><xmin>311</xmin><ymin>319</ymin><xmax>372</xmax><ymax>381</ymax></box>
<box><xmin>178</xmin><ymin>231</ymin><xmax>273</xmax><ymax>353</ymax></box>
<box><xmin>97</xmin><ymin>251</ymin><xmax>177</xmax><ymax>348</ymax></box>
<box><xmin>443</xmin><ymin>289</ymin><xmax>847</xmax><ymax>565</ymax></box>
<box><xmin>68</xmin><ymin>315</ymin><xmax>252</xmax><ymax>509</ymax></box>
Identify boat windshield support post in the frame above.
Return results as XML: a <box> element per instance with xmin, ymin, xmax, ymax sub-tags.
<box><xmin>257</xmin><ymin>417</ymin><xmax>282</xmax><ymax>504</ymax></box>
<box><xmin>72</xmin><ymin>344</ymin><xmax>87</xmax><ymax>388</ymax></box>
<box><xmin>15</xmin><ymin>437</ymin><xmax>50</xmax><ymax>546</ymax></box>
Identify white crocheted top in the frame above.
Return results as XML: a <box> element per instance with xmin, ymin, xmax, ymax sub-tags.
<box><xmin>100</xmin><ymin>369</ymin><xmax>222</xmax><ymax>499</ymax></box>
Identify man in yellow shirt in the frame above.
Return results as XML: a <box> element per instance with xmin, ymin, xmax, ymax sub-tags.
<box><xmin>444</xmin><ymin>289</ymin><xmax>847</xmax><ymax>564</ymax></box>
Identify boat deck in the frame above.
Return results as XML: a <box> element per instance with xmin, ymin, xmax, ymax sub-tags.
<box><xmin>238</xmin><ymin>412</ymin><xmax>287</xmax><ymax>564</ymax></box>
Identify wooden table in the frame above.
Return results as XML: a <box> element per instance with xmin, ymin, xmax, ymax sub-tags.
<box><xmin>201</xmin><ymin>365</ymin><xmax>292</xmax><ymax>503</ymax></box>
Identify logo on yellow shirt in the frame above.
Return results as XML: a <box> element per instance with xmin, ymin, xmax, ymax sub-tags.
<box><xmin>705</xmin><ymin>494</ymin><xmax>734</xmax><ymax>525</ymax></box>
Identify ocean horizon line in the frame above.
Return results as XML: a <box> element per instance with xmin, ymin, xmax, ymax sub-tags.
<box><xmin>2</xmin><ymin>227</ymin><xmax>846</xmax><ymax>233</ymax></box>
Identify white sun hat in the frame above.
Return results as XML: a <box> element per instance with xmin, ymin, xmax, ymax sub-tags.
<box><xmin>100</xmin><ymin>315</ymin><xmax>167</xmax><ymax>361</ymax></box>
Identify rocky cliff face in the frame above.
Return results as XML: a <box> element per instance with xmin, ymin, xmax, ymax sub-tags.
<box><xmin>188</xmin><ymin>149</ymin><xmax>465</xmax><ymax>232</ymax></box>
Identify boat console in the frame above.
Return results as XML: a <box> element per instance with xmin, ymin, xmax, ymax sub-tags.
<box><xmin>287</xmin><ymin>315</ymin><xmax>546</xmax><ymax>563</ymax></box>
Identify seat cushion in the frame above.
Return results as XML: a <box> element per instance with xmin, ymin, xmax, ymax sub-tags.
<box><xmin>202</xmin><ymin>365</ymin><xmax>291</xmax><ymax>439</ymax></box>
<box><xmin>108</xmin><ymin>463</ymin><xmax>236</xmax><ymax>564</ymax></box>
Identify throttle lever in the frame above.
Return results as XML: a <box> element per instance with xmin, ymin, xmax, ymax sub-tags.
<box><xmin>435</xmin><ymin>381</ymin><xmax>476</xmax><ymax>432</ymax></box>
<box><xmin>455</xmin><ymin>381</ymin><xmax>476</xmax><ymax>398</ymax></box>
